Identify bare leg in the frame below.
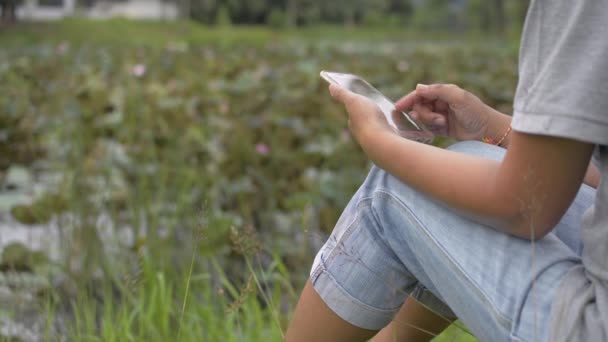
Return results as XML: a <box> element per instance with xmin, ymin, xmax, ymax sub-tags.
<box><xmin>285</xmin><ymin>280</ymin><xmax>379</xmax><ymax>342</ymax></box>
<box><xmin>373</xmin><ymin>296</ymin><xmax>453</xmax><ymax>342</ymax></box>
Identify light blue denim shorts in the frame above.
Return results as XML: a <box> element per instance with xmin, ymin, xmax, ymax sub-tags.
<box><xmin>309</xmin><ymin>141</ymin><xmax>594</xmax><ymax>341</ymax></box>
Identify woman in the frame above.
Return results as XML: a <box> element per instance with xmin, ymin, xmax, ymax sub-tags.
<box><xmin>286</xmin><ymin>1</ymin><xmax>607</xmax><ymax>341</ymax></box>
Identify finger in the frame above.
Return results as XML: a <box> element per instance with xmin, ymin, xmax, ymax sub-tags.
<box><xmin>409</xmin><ymin>110</ymin><xmax>419</xmax><ymax>121</ymax></box>
<box><xmin>434</xmin><ymin>99</ymin><xmax>449</xmax><ymax>114</ymax></box>
<box><xmin>415</xmin><ymin>83</ymin><xmax>465</xmax><ymax>106</ymax></box>
<box><xmin>394</xmin><ymin>91</ymin><xmax>419</xmax><ymax>111</ymax></box>
<box><xmin>412</xmin><ymin>103</ymin><xmax>447</xmax><ymax>126</ymax></box>
<box><xmin>412</xmin><ymin>104</ymin><xmax>439</xmax><ymax>125</ymax></box>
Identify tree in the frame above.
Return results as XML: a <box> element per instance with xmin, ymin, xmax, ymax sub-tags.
<box><xmin>493</xmin><ymin>0</ymin><xmax>505</xmax><ymax>34</ymax></box>
<box><xmin>180</xmin><ymin>0</ymin><xmax>523</xmax><ymax>30</ymax></box>
<box><xmin>411</xmin><ymin>0</ymin><xmax>456</xmax><ymax>30</ymax></box>
<box><xmin>469</xmin><ymin>0</ymin><xmax>520</xmax><ymax>34</ymax></box>
<box><xmin>216</xmin><ymin>4</ymin><xmax>231</xmax><ymax>26</ymax></box>
<box><xmin>285</xmin><ymin>0</ymin><xmax>296</xmax><ymax>26</ymax></box>
<box><xmin>317</xmin><ymin>0</ymin><xmax>389</xmax><ymax>26</ymax></box>
<box><xmin>515</xmin><ymin>0</ymin><xmax>529</xmax><ymax>28</ymax></box>
<box><xmin>387</xmin><ymin>0</ymin><xmax>413</xmax><ymax>25</ymax></box>
<box><xmin>189</xmin><ymin>0</ymin><xmax>217</xmax><ymax>24</ymax></box>
<box><xmin>0</xmin><ymin>0</ymin><xmax>20</xmax><ymax>25</ymax></box>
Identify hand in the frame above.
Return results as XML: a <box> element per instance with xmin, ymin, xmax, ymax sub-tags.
<box><xmin>394</xmin><ymin>84</ymin><xmax>498</xmax><ymax>142</ymax></box>
<box><xmin>329</xmin><ymin>84</ymin><xmax>396</xmax><ymax>148</ymax></box>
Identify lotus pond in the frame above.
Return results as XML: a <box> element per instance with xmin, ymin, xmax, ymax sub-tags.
<box><xmin>0</xmin><ymin>20</ymin><xmax>518</xmax><ymax>341</ymax></box>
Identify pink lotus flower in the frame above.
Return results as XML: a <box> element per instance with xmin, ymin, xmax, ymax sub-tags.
<box><xmin>166</xmin><ymin>79</ymin><xmax>178</xmax><ymax>92</ymax></box>
<box><xmin>131</xmin><ymin>64</ymin><xmax>146</xmax><ymax>77</ymax></box>
<box><xmin>255</xmin><ymin>143</ymin><xmax>270</xmax><ymax>156</ymax></box>
<box><xmin>56</xmin><ymin>41</ymin><xmax>69</xmax><ymax>55</ymax></box>
<box><xmin>397</xmin><ymin>60</ymin><xmax>410</xmax><ymax>72</ymax></box>
<box><xmin>340</xmin><ymin>128</ymin><xmax>351</xmax><ymax>143</ymax></box>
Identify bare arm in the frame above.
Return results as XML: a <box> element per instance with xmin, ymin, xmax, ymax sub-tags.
<box><xmin>360</xmin><ymin>129</ymin><xmax>593</xmax><ymax>238</ymax></box>
<box><xmin>331</xmin><ymin>84</ymin><xmax>595</xmax><ymax>239</ymax></box>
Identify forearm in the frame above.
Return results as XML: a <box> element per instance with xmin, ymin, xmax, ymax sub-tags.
<box><xmin>361</xmin><ymin>131</ymin><xmax>517</xmax><ymax>233</ymax></box>
<box><xmin>361</xmin><ymin>129</ymin><xmax>592</xmax><ymax>239</ymax></box>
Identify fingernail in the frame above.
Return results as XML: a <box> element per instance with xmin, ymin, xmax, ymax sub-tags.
<box><xmin>410</xmin><ymin>111</ymin><xmax>418</xmax><ymax>119</ymax></box>
<box><xmin>416</xmin><ymin>83</ymin><xmax>428</xmax><ymax>90</ymax></box>
<box><xmin>433</xmin><ymin>117</ymin><xmax>445</xmax><ymax>125</ymax></box>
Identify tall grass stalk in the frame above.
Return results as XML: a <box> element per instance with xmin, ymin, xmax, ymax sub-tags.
<box><xmin>245</xmin><ymin>256</ymin><xmax>284</xmax><ymax>339</ymax></box>
<box><xmin>177</xmin><ymin>239</ymin><xmax>197</xmax><ymax>341</ymax></box>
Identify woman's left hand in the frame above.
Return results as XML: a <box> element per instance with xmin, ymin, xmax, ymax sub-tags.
<box><xmin>329</xmin><ymin>84</ymin><xmax>396</xmax><ymax>150</ymax></box>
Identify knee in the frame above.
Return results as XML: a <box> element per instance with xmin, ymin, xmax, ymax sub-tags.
<box><xmin>363</xmin><ymin>165</ymin><xmax>428</xmax><ymax>210</ymax></box>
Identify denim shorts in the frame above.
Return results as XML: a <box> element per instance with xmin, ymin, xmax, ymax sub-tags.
<box><xmin>309</xmin><ymin>141</ymin><xmax>595</xmax><ymax>341</ymax></box>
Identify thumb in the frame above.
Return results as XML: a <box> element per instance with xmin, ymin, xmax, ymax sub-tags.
<box><xmin>415</xmin><ymin>83</ymin><xmax>464</xmax><ymax>106</ymax></box>
<box><xmin>329</xmin><ymin>84</ymin><xmax>353</xmax><ymax>103</ymax></box>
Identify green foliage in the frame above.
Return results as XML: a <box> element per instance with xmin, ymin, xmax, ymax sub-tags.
<box><xmin>411</xmin><ymin>0</ymin><xmax>462</xmax><ymax>31</ymax></box>
<box><xmin>10</xmin><ymin>193</ymin><xmax>67</xmax><ymax>224</ymax></box>
<box><xmin>362</xmin><ymin>10</ymin><xmax>386</xmax><ymax>27</ymax></box>
<box><xmin>180</xmin><ymin>0</ymin><xmax>525</xmax><ymax>33</ymax></box>
<box><xmin>1</xmin><ymin>243</ymin><xmax>48</xmax><ymax>272</ymax></box>
<box><xmin>216</xmin><ymin>5</ymin><xmax>232</xmax><ymax>26</ymax></box>
<box><xmin>0</xmin><ymin>20</ymin><xmax>519</xmax><ymax>341</ymax></box>
<box><xmin>267</xmin><ymin>8</ymin><xmax>288</xmax><ymax>29</ymax></box>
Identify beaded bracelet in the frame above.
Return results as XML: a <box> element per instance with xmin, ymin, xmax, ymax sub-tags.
<box><xmin>482</xmin><ymin>125</ymin><xmax>512</xmax><ymax>147</ymax></box>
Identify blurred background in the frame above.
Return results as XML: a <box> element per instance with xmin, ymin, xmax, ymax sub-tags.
<box><xmin>1</xmin><ymin>1</ymin><xmax>525</xmax><ymax>341</ymax></box>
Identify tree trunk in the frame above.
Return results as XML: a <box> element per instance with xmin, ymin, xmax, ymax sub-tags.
<box><xmin>286</xmin><ymin>0</ymin><xmax>296</xmax><ymax>27</ymax></box>
<box><xmin>1</xmin><ymin>1</ymin><xmax>18</xmax><ymax>25</ymax></box>
<box><xmin>181</xmin><ymin>0</ymin><xmax>191</xmax><ymax>20</ymax></box>
<box><xmin>519</xmin><ymin>0</ymin><xmax>529</xmax><ymax>26</ymax></box>
<box><xmin>344</xmin><ymin>8</ymin><xmax>355</xmax><ymax>27</ymax></box>
<box><xmin>494</xmin><ymin>0</ymin><xmax>505</xmax><ymax>34</ymax></box>
<box><xmin>480</xmin><ymin>1</ymin><xmax>491</xmax><ymax>32</ymax></box>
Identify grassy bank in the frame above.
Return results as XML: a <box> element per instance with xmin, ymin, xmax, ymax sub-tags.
<box><xmin>0</xmin><ymin>17</ymin><xmax>519</xmax><ymax>48</ymax></box>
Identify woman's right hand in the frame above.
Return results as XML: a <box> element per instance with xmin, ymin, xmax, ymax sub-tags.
<box><xmin>395</xmin><ymin>84</ymin><xmax>507</xmax><ymax>142</ymax></box>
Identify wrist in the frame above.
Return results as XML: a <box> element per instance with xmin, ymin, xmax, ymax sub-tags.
<box><xmin>359</xmin><ymin>128</ymin><xmax>396</xmax><ymax>159</ymax></box>
<box><xmin>482</xmin><ymin>110</ymin><xmax>512</xmax><ymax>147</ymax></box>
<box><xmin>359</xmin><ymin>126</ymin><xmax>390</xmax><ymax>148</ymax></box>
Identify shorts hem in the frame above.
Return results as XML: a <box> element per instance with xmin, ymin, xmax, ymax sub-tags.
<box><xmin>311</xmin><ymin>266</ymin><xmax>399</xmax><ymax>331</ymax></box>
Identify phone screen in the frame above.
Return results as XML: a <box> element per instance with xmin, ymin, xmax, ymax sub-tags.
<box><xmin>320</xmin><ymin>71</ymin><xmax>434</xmax><ymax>143</ymax></box>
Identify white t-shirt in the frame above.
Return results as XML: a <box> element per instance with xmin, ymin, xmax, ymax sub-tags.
<box><xmin>511</xmin><ymin>1</ymin><xmax>608</xmax><ymax>340</ymax></box>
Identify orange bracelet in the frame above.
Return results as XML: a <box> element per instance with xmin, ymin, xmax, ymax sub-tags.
<box><xmin>482</xmin><ymin>126</ymin><xmax>512</xmax><ymax>147</ymax></box>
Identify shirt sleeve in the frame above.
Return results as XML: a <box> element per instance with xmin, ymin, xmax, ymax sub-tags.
<box><xmin>511</xmin><ymin>1</ymin><xmax>608</xmax><ymax>146</ymax></box>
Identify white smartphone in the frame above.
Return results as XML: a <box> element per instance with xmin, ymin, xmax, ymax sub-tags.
<box><xmin>320</xmin><ymin>71</ymin><xmax>434</xmax><ymax>143</ymax></box>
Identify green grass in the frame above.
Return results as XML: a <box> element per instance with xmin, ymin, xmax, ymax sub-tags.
<box><xmin>62</xmin><ymin>254</ymin><xmax>292</xmax><ymax>341</ymax></box>
<box><xmin>0</xmin><ymin>18</ymin><xmax>518</xmax><ymax>341</ymax></box>
<box><xmin>0</xmin><ymin>18</ymin><xmax>273</xmax><ymax>47</ymax></box>
<box><xmin>0</xmin><ymin>17</ymin><xmax>519</xmax><ymax>48</ymax></box>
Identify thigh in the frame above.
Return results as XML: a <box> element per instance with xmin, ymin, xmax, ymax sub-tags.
<box><xmin>366</xmin><ymin>141</ymin><xmax>593</xmax><ymax>341</ymax></box>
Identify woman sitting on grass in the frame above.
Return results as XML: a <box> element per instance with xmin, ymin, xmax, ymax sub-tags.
<box><xmin>286</xmin><ymin>1</ymin><xmax>607</xmax><ymax>341</ymax></box>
